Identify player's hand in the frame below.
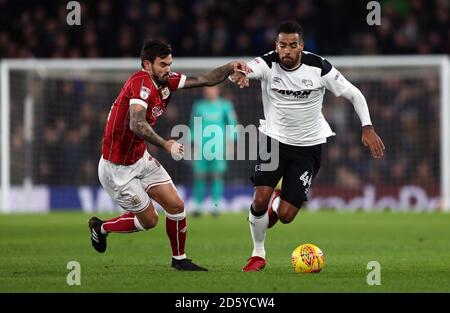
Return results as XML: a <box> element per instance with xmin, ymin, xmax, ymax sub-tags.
<box><xmin>228</xmin><ymin>61</ymin><xmax>251</xmax><ymax>88</ymax></box>
<box><xmin>230</xmin><ymin>71</ymin><xmax>249</xmax><ymax>88</ymax></box>
<box><xmin>362</xmin><ymin>126</ymin><xmax>385</xmax><ymax>159</ymax></box>
<box><xmin>230</xmin><ymin>60</ymin><xmax>252</xmax><ymax>75</ymax></box>
<box><xmin>164</xmin><ymin>139</ymin><xmax>184</xmax><ymax>160</ymax></box>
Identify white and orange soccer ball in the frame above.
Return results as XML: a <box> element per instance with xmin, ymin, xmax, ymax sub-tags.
<box><xmin>291</xmin><ymin>243</ymin><xmax>325</xmax><ymax>273</ymax></box>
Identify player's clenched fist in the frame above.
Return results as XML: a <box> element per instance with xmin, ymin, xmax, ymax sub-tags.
<box><xmin>165</xmin><ymin>139</ymin><xmax>184</xmax><ymax>160</ymax></box>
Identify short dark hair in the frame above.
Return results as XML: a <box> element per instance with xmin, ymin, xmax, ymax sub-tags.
<box><xmin>140</xmin><ymin>39</ymin><xmax>172</xmax><ymax>68</ymax></box>
<box><xmin>277</xmin><ymin>21</ymin><xmax>303</xmax><ymax>40</ymax></box>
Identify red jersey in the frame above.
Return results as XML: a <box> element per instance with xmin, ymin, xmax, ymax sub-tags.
<box><xmin>102</xmin><ymin>70</ymin><xmax>186</xmax><ymax>165</ymax></box>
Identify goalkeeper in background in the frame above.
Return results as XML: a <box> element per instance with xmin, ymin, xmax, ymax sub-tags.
<box><xmin>190</xmin><ymin>86</ymin><xmax>238</xmax><ymax>216</ymax></box>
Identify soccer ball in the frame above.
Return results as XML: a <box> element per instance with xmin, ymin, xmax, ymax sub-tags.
<box><xmin>291</xmin><ymin>243</ymin><xmax>325</xmax><ymax>273</ymax></box>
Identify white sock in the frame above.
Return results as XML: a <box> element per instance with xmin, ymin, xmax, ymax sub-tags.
<box><xmin>172</xmin><ymin>254</ymin><xmax>186</xmax><ymax>260</ymax></box>
<box><xmin>134</xmin><ymin>216</ymin><xmax>146</xmax><ymax>231</ymax></box>
<box><xmin>249</xmin><ymin>210</ymin><xmax>268</xmax><ymax>259</ymax></box>
<box><xmin>272</xmin><ymin>196</ymin><xmax>281</xmax><ymax>215</ymax></box>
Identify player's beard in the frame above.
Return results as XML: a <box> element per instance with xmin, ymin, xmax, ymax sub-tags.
<box><xmin>153</xmin><ymin>73</ymin><xmax>169</xmax><ymax>86</ymax></box>
<box><xmin>281</xmin><ymin>55</ymin><xmax>299</xmax><ymax>69</ymax></box>
<box><xmin>151</xmin><ymin>65</ymin><xmax>169</xmax><ymax>86</ymax></box>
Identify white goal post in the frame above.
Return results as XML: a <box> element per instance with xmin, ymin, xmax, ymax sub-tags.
<box><xmin>1</xmin><ymin>55</ymin><xmax>449</xmax><ymax>213</ymax></box>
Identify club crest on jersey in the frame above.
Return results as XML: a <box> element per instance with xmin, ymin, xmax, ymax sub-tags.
<box><xmin>152</xmin><ymin>106</ymin><xmax>164</xmax><ymax>118</ymax></box>
<box><xmin>130</xmin><ymin>195</ymin><xmax>141</xmax><ymax>206</ymax></box>
<box><xmin>302</xmin><ymin>79</ymin><xmax>313</xmax><ymax>87</ymax></box>
<box><xmin>140</xmin><ymin>86</ymin><xmax>150</xmax><ymax>100</ymax></box>
<box><xmin>273</xmin><ymin>76</ymin><xmax>283</xmax><ymax>83</ymax></box>
<box><xmin>161</xmin><ymin>87</ymin><xmax>170</xmax><ymax>100</ymax></box>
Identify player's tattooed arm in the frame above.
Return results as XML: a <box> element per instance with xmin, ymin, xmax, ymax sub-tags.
<box><xmin>129</xmin><ymin>104</ymin><xmax>184</xmax><ymax>158</ymax></box>
<box><xmin>129</xmin><ymin>103</ymin><xmax>166</xmax><ymax>149</ymax></box>
<box><xmin>183</xmin><ymin>61</ymin><xmax>252</xmax><ymax>89</ymax></box>
<box><xmin>183</xmin><ymin>63</ymin><xmax>232</xmax><ymax>88</ymax></box>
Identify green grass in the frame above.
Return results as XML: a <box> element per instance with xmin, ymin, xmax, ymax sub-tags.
<box><xmin>0</xmin><ymin>211</ymin><xmax>449</xmax><ymax>292</ymax></box>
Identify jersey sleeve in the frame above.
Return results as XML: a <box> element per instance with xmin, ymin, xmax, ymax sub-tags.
<box><xmin>129</xmin><ymin>76</ymin><xmax>153</xmax><ymax>109</ymax></box>
<box><xmin>320</xmin><ymin>62</ymin><xmax>352</xmax><ymax>97</ymax></box>
<box><xmin>247</xmin><ymin>57</ymin><xmax>271</xmax><ymax>80</ymax></box>
<box><xmin>167</xmin><ymin>72</ymin><xmax>187</xmax><ymax>91</ymax></box>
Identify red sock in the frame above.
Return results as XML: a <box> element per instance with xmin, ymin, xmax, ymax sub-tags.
<box><xmin>102</xmin><ymin>212</ymin><xmax>139</xmax><ymax>233</ymax></box>
<box><xmin>166</xmin><ymin>216</ymin><xmax>186</xmax><ymax>257</ymax></box>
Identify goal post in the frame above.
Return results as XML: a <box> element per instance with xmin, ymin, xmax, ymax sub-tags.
<box><xmin>1</xmin><ymin>55</ymin><xmax>449</xmax><ymax>213</ymax></box>
<box><xmin>440</xmin><ymin>56</ymin><xmax>450</xmax><ymax>214</ymax></box>
<box><xmin>1</xmin><ymin>61</ymin><xmax>11</xmax><ymax>213</ymax></box>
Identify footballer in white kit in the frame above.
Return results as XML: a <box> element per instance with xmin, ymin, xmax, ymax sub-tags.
<box><xmin>230</xmin><ymin>21</ymin><xmax>385</xmax><ymax>272</ymax></box>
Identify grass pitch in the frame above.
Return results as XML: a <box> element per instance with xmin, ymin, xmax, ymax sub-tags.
<box><xmin>0</xmin><ymin>211</ymin><xmax>449</xmax><ymax>293</ymax></box>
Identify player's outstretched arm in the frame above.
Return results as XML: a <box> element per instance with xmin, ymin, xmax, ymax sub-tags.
<box><xmin>129</xmin><ymin>104</ymin><xmax>184</xmax><ymax>158</ymax></box>
<box><xmin>183</xmin><ymin>61</ymin><xmax>251</xmax><ymax>89</ymax></box>
<box><xmin>321</xmin><ymin>58</ymin><xmax>385</xmax><ymax>159</ymax></box>
<box><xmin>340</xmin><ymin>85</ymin><xmax>385</xmax><ymax>159</ymax></box>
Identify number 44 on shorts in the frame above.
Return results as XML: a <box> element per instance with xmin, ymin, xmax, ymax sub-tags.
<box><xmin>299</xmin><ymin>171</ymin><xmax>312</xmax><ymax>195</ymax></box>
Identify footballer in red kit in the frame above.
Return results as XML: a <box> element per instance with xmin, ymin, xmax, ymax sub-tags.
<box><xmin>102</xmin><ymin>69</ymin><xmax>185</xmax><ymax>165</ymax></box>
<box><xmin>89</xmin><ymin>39</ymin><xmax>251</xmax><ymax>271</ymax></box>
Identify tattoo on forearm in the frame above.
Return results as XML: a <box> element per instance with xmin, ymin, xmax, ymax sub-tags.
<box><xmin>184</xmin><ymin>63</ymin><xmax>233</xmax><ymax>88</ymax></box>
<box><xmin>130</xmin><ymin>106</ymin><xmax>166</xmax><ymax>149</ymax></box>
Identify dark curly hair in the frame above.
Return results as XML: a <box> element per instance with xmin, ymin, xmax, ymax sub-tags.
<box><xmin>140</xmin><ymin>39</ymin><xmax>172</xmax><ymax>68</ymax></box>
<box><xmin>277</xmin><ymin>21</ymin><xmax>304</xmax><ymax>40</ymax></box>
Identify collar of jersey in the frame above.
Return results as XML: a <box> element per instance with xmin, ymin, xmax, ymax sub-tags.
<box><xmin>279</xmin><ymin>62</ymin><xmax>302</xmax><ymax>72</ymax></box>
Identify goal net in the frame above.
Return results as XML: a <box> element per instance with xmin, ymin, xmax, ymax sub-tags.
<box><xmin>1</xmin><ymin>56</ymin><xmax>449</xmax><ymax>213</ymax></box>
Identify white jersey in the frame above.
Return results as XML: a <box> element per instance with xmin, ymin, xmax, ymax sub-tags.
<box><xmin>247</xmin><ymin>50</ymin><xmax>352</xmax><ymax>146</ymax></box>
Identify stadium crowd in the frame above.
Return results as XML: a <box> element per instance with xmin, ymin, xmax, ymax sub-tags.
<box><xmin>1</xmin><ymin>0</ymin><xmax>448</xmax><ymax>59</ymax></box>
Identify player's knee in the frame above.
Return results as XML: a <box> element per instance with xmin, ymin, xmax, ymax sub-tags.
<box><xmin>253</xmin><ymin>197</ymin><xmax>270</xmax><ymax>213</ymax></box>
<box><xmin>279</xmin><ymin>212</ymin><xmax>295</xmax><ymax>224</ymax></box>
<box><xmin>169</xmin><ymin>199</ymin><xmax>184</xmax><ymax>214</ymax></box>
<box><xmin>278</xmin><ymin>202</ymin><xmax>302</xmax><ymax>224</ymax></box>
<box><xmin>140</xmin><ymin>214</ymin><xmax>158</xmax><ymax>229</ymax></box>
<box><xmin>148</xmin><ymin>214</ymin><xmax>159</xmax><ymax>228</ymax></box>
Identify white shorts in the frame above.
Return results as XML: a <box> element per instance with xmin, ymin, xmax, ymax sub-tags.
<box><xmin>98</xmin><ymin>151</ymin><xmax>172</xmax><ymax>213</ymax></box>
